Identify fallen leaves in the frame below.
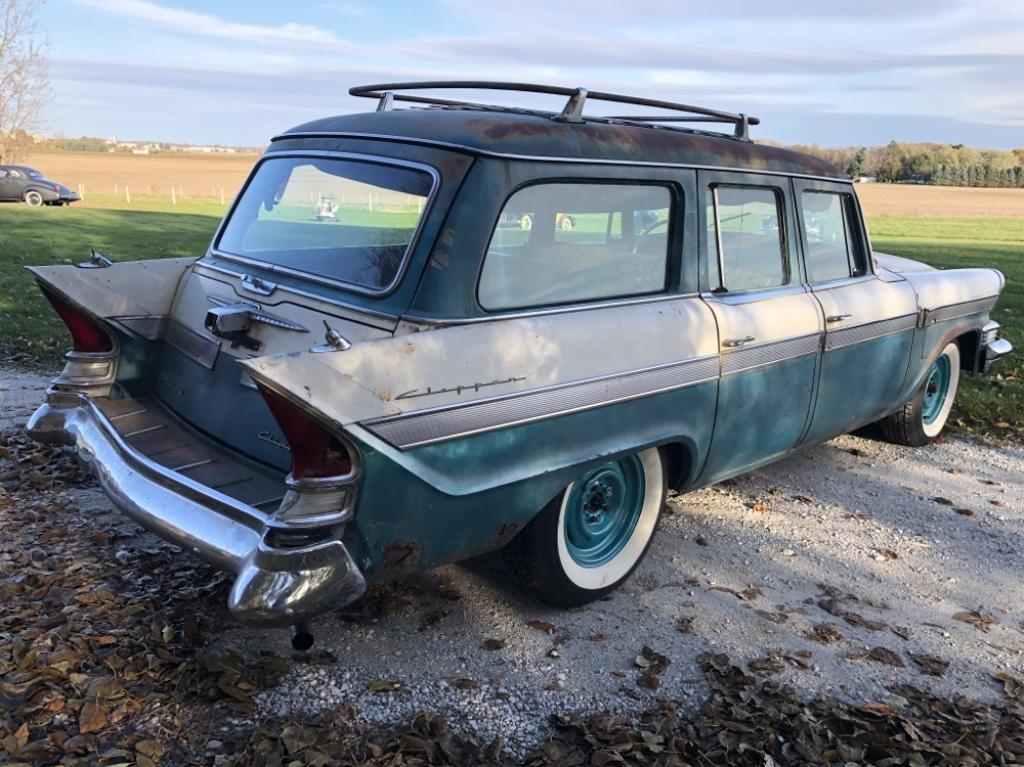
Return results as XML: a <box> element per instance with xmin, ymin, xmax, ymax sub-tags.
<box><xmin>804</xmin><ymin>623</ymin><xmax>843</xmax><ymax>644</ymax></box>
<box><xmin>0</xmin><ymin>442</ymin><xmax>289</xmax><ymax>766</ymax></box>
<box><xmin>910</xmin><ymin>652</ymin><xmax>950</xmax><ymax>676</ymax></box>
<box><xmin>77</xmin><ymin>701</ymin><xmax>107</xmax><ymax>734</ymax></box>
<box><xmin>846</xmin><ymin>646</ymin><xmax>905</xmax><ymax>667</ymax></box>
<box><xmin>525</xmin><ymin>619</ymin><xmax>555</xmax><ymax>633</ymax></box>
<box><xmin>634</xmin><ymin>646</ymin><xmax>670</xmax><ymax>690</ymax></box>
<box><xmin>953</xmin><ymin>610</ymin><xmax>999</xmax><ymax>632</ymax></box>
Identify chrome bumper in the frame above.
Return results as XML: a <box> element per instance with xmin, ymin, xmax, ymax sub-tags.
<box><xmin>26</xmin><ymin>390</ymin><xmax>366</xmax><ymax>627</ymax></box>
<box><xmin>982</xmin><ymin>321</ymin><xmax>1013</xmax><ymax>373</ymax></box>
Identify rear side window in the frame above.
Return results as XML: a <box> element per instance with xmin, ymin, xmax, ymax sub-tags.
<box><xmin>479</xmin><ymin>183</ymin><xmax>672</xmax><ymax>311</ymax></box>
<box><xmin>799</xmin><ymin>191</ymin><xmax>866</xmax><ymax>283</ymax></box>
<box><xmin>707</xmin><ymin>186</ymin><xmax>787</xmax><ymax>292</ymax></box>
<box><xmin>217</xmin><ymin>156</ymin><xmax>433</xmax><ymax>291</ymax></box>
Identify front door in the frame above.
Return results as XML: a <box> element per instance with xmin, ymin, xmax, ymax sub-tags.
<box><xmin>794</xmin><ymin>179</ymin><xmax>918</xmax><ymax>444</ymax></box>
<box><xmin>696</xmin><ymin>171</ymin><xmax>822</xmax><ymax>486</ymax></box>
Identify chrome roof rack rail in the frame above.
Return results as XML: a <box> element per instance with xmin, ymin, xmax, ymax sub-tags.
<box><xmin>349</xmin><ymin>81</ymin><xmax>760</xmax><ymax>141</ymax></box>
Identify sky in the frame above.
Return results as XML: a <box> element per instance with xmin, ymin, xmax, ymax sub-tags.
<box><xmin>38</xmin><ymin>0</ymin><xmax>1024</xmax><ymax>148</ymax></box>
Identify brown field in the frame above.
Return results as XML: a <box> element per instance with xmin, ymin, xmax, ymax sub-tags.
<box><xmin>23</xmin><ymin>149</ymin><xmax>260</xmax><ymax>200</ymax></box>
<box><xmin>18</xmin><ymin>151</ymin><xmax>1024</xmax><ymax>218</ymax></box>
<box><xmin>855</xmin><ymin>183</ymin><xmax>1024</xmax><ymax>218</ymax></box>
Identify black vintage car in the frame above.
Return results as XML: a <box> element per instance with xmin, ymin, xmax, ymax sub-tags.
<box><xmin>0</xmin><ymin>165</ymin><xmax>80</xmax><ymax>206</ymax></box>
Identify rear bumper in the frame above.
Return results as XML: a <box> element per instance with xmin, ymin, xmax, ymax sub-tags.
<box><xmin>27</xmin><ymin>390</ymin><xmax>366</xmax><ymax>627</ymax></box>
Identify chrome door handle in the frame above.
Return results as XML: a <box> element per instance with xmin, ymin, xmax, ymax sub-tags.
<box><xmin>826</xmin><ymin>314</ymin><xmax>852</xmax><ymax>323</ymax></box>
<box><xmin>723</xmin><ymin>336</ymin><xmax>756</xmax><ymax>348</ymax></box>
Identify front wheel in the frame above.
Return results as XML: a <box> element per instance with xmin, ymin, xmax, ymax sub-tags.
<box><xmin>507</xmin><ymin>448</ymin><xmax>665</xmax><ymax>606</ymax></box>
<box><xmin>879</xmin><ymin>342</ymin><xmax>960</xmax><ymax>446</ymax></box>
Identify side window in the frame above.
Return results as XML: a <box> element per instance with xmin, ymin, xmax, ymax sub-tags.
<box><xmin>707</xmin><ymin>185</ymin><xmax>786</xmax><ymax>292</ymax></box>
<box><xmin>8</xmin><ymin>169</ymin><xmax>22</xmax><ymax>179</ymax></box>
<box><xmin>479</xmin><ymin>183</ymin><xmax>673</xmax><ymax>311</ymax></box>
<box><xmin>799</xmin><ymin>191</ymin><xmax>866</xmax><ymax>283</ymax></box>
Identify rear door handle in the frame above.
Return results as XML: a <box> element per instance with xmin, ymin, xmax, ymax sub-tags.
<box><xmin>723</xmin><ymin>336</ymin><xmax>756</xmax><ymax>348</ymax></box>
<box><xmin>826</xmin><ymin>314</ymin><xmax>852</xmax><ymax>323</ymax></box>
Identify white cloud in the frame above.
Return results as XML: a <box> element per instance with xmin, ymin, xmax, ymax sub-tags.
<box><xmin>70</xmin><ymin>0</ymin><xmax>364</xmax><ymax>53</ymax></box>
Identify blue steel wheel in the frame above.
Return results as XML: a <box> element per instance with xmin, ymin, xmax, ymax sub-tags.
<box><xmin>878</xmin><ymin>342</ymin><xmax>960</xmax><ymax>446</ymax></box>
<box><xmin>922</xmin><ymin>355</ymin><xmax>951</xmax><ymax>425</ymax></box>
<box><xmin>562</xmin><ymin>456</ymin><xmax>646</xmax><ymax>568</ymax></box>
<box><xmin>506</xmin><ymin>447</ymin><xmax>667</xmax><ymax>606</ymax></box>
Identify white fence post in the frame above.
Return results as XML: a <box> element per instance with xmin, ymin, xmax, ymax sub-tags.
<box><xmin>125</xmin><ymin>186</ymin><xmax>131</xmax><ymax>204</ymax></box>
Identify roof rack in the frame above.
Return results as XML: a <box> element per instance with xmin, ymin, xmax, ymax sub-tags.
<box><xmin>349</xmin><ymin>81</ymin><xmax>760</xmax><ymax>141</ymax></box>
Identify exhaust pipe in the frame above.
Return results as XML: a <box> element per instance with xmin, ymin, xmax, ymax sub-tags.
<box><xmin>291</xmin><ymin>622</ymin><xmax>314</xmax><ymax>652</ymax></box>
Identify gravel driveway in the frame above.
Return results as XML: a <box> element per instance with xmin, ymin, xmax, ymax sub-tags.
<box><xmin>4</xmin><ymin>369</ymin><xmax>1022</xmax><ymax>755</ymax></box>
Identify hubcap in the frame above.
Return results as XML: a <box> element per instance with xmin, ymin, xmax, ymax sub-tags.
<box><xmin>922</xmin><ymin>354</ymin><xmax>951</xmax><ymax>425</ymax></box>
<box><xmin>563</xmin><ymin>456</ymin><xmax>645</xmax><ymax>567</ymax></box>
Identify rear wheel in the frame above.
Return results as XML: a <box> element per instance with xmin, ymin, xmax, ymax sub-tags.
<box><xmin>507</xmin><ymin>448</ymin><xmax>665</xmax><ymax>606</ymax></box>
<box><xmin>24</xmin><ymin>190</ymin><xmax>43</xmax><ymax>207</ymax></box>
<box><xmin>879</xmin><ymin>342</ymin><xmax>960</xmax><ymax>446</ymax></box>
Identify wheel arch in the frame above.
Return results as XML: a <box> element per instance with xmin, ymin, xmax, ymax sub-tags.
<box><xmin>954</xmin><ymin>327</ymin><xmax>983</xmax><ymax>375</ymax></box>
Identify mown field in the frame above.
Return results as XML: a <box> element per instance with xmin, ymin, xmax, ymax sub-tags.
<box><xmin>0</xmin><ymin>187</ymin><xmax>1020</xmax><ymax>441</ymax></box>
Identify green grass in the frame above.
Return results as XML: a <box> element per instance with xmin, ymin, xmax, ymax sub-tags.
<box><xmin>0</xmin><ymin>203</ymin><xmax>1020</xmax><ymax>441</ymax></box>
<box><xmin>0</xmin><ymin>203</ymin><xmax>221</xmax><ymax>363</ymax></box>
<box><xmin>868</xmin><ymin>216</ymin><xmax>1023</xmax><ymax>442</ymax></box>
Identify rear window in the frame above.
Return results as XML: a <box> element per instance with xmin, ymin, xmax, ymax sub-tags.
<box><xmin>217</xmin><ymin>156</ymin><xmax>433</xmax><ymax>291</ymax></box>
<box><xmin>479</xmin><ymin>183</ymin><xmax>673</xmax><ymax>311</ymax></box>
<box><xmin>799</xmin><ymin>191</ymin><xmax>866</xmax><ymax>283</ymax></box>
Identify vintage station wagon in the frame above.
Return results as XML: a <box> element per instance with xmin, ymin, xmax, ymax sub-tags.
<box><xmin>27</xmin><ymin>82</ymin><xmax>1012</xmax><ymax>648</ymax></box>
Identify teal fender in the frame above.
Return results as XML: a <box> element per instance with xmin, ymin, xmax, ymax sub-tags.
<box><xmin>341</xmin><ymin>381</ymin><xmax>717</xmax><ymax>580</ymax></box>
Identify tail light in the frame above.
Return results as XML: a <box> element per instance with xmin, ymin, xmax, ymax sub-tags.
<box><xmin>38</xmin><ymin>283</ymin><xmax>113</xmax><ymax>353</ymax></box>
<box><xmin>257</xmin><ymin>384</ymin><xmax>352</xmax><ymax>480</ymax></box>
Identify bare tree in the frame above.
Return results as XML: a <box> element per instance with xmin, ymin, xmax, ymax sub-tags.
<box><xmin>0</xmin><ymin>0</ymin><xmax>47</xmax><ymax>164</ymax></box>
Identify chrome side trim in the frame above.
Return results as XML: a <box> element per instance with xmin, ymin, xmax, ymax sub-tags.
<box><xmin>721</xmin><ymin>333</ymin><xmax>819</xmax><ymax>375</ymax></box>
<box><xmin>209</xmin><ymin>150</ymin><xmax>441</xmax><ymax>299</ymax></box>
<box><xmin>826</xmin><ymin>313</ymin><xmax>917</xmax><ymax>351</ymax></box>
<box><xmin>363</xmin><ymin>355</ymin><xmax>719</xmax><ymax>449</ymax></box>
<box><xmin>402</xmin><ymin>291</ymin><xmax>699</xmax><ymax>326</ymax></box>
<box><xmin>271</xmin><ymin>131</ymin><xmax>849</xmax><ymax>184</ymax></box>
<box><xmin>927</xmin><ymin>295</ymin><xmax>998</xmax><ymax>323</ymax></box>
<box><xmin>116</xmin><ymin>315</ymin><xmax>221</xmax><ymax>369</ymax></box>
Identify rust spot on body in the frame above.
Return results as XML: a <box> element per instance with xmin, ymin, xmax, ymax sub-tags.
<box><xmin>382</xmin><ymin>540</ymin><xmax>423</xmax><ymax>575</ymax></box>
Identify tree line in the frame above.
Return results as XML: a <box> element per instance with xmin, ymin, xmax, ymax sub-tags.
<box><xmin>776</xmin><ymin>140</ymin><xmax>1024</xmax><ymax>187</ymax></box>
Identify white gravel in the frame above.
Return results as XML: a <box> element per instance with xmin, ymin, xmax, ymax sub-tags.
<box><xmin>5</xmin><ymin>369</ymin><xmax>1023</xmax><ymax>754</ymax></box>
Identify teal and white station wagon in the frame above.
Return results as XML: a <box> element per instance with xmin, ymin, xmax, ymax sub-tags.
<box><xmin>27</xmin><ymin>82</ymin><xmax>1012</xmax><ymax>648</ymax></box>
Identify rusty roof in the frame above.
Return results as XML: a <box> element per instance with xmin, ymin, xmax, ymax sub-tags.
<box><xmin>279</xmin><ymin>108</ymin><xmax>846</xmax><ymax>180</ymax></box>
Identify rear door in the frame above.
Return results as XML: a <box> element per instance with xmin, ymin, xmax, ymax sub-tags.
<box><xmin>793</xmin><ymin>179</ymin><xmax>918</xmax><ymax>444</ymax></box>
<box><xmin>696</xmin><ymin>171</ymin><xmax>822</xmax><ymax>485</ymax></box>
<box><xmin>0</xmin><ymin>169</ymin><xmax>17</xmax><ymax>200</ymax></box>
